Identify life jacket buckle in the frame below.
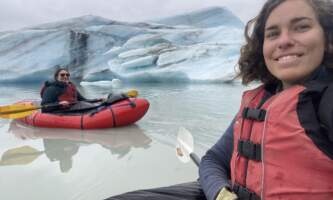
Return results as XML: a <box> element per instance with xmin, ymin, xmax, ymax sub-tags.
<box><xmin>232</xmin><ymin>183</ymin><xmax>261</xmax><ymax>200</ymax></box>
<box><xmin>242</xmin><ymin>107</ymin><xmax>266</xmax><ymax>121</ymax></box>
<box><xmin>238</xmin><ymin>140</ymin><xmax>261</xmax><ymax>161</ymax></box>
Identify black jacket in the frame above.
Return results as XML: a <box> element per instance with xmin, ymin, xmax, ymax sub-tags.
<box><xmin>40</xmin><ymin>81</ymin><xmax>88</xmax><ymax>113</ymax></box>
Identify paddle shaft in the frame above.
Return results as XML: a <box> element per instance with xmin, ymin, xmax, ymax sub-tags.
<box><xmin>0</xmin><ymin>90</ymin><xmax>138</xmax><ymax>115</ymax></box>
<box><xmin>190</xmin><ymin>152</ymin><xmax>201</xmax><ymax>167</ymax></box>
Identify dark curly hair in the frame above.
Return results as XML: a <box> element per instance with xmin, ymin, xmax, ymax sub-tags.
<box><xmin>236</xmin><ymin>0</ymin><xmax>333</xmax><ymax>85</ymax></box>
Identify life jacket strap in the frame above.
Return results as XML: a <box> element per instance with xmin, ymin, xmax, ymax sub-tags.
<box><xmin>242</xmin><ymin>107</ymin><xmax>266</xmax><ymax>121</ymax></box>
<box><xmin>238</xmin><ymin>140</ymin><xmax>261</xmax><ymax>161</ymax></box>
<box><xmin>232</xmin><ymin>183</ymin><xmax>261</xmax><ymax>200</ymax></box>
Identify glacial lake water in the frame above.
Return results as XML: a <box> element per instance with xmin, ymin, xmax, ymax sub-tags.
<box><xmin>0</xmin><ymin>82</ymin><xmax>248</xmax><ymax>200</ymax></box>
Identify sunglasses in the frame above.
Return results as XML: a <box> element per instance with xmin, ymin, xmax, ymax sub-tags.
<box><xmin>59</xmin><ymin>73</ymin><xmax>70</xmax><ymax>77</ymax></box>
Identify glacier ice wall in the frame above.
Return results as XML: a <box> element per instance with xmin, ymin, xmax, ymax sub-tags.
<box><xmin>0</xmin><ymin>7</ymin><xmax>244</xmax><ymax>84</ymax></box>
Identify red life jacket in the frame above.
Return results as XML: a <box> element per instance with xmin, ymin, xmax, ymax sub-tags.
<box><xmin>58</xmin><ymin>83</ymin><xmax>77</xmax><ymax>103</ymax></box>
<box><xmin>230</xmin><ymin>85</ymin><xmax>333</xmax><ymax>200</ymax></box>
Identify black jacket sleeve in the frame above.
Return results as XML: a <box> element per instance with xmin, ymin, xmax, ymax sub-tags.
<box><xmin>41</xmin><ymin>86</ymin><xmax>62</xmax><ymax>112</ymax></box>
<box><xmin>199</xmin><ymin>118</ymin><xmax>235</xmax><ymax>200</ymax></box>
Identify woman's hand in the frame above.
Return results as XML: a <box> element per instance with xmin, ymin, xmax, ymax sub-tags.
<box><xmin>59</xmin><ymin>101</ymin><xmax>70</xmax><ymax>107</ymax></box>
<box><xmin>216</xmin><ymin>187</ymin><xmax>238</xmax><ymax>200</ymax></box>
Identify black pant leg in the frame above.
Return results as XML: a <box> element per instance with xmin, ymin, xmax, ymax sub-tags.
<box><xmin>105</xmin><ymin>181</ymin><xmax>206</xmax><ymax>200</ymax></box>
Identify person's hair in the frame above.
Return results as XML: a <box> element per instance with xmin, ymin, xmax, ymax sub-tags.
<box><xmin>54</xmin><ymin>67</ymin><xmax>69</xmax><ymax>81</ymax></box>
<box><xmin>236</xmin><ymin>0</ymin><xmax>333</xmax><ymax>85</ymax></box>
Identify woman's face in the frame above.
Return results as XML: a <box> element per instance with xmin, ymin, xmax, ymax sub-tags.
<box><xmin>263</xmin><ymin>0</ymin><xmax>325</xmax><ymax>89</ymax></box>
<box><xmin>57</xmin><ymin>70</ymin><xmax>70</xmax><ymax>83</ymax></box>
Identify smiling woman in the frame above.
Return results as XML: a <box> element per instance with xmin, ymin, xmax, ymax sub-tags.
<box><xmin>105</xmin><ymin>0</ymin><xmax>333</xmax><ymax>200</ymax></box>
<box><xmin>40</xmin><ymin>67</ymin><xmax>104</xmax><ymax>113</ymax></box>
<box><xmin>200</xmin><ymin>0</ymin><xmax>333</xmax><ymax>200</ymax></box>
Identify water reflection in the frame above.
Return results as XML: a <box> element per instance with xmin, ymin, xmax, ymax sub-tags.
<box><xmin>0</xmin><ymin>145</ymin><xmax>44</xmax><ymax>166</ymax></box>
<box><xmin>5</xmin><ymin>121</ymin><xmax>152</xmax><ymax>172</ymax></box>
<box><xmin>43</xmin><ymin>139</ymin><xmax>79</xmax><ymax>173</ymax></box>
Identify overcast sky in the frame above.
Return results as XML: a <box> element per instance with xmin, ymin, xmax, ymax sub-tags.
<box><xmin>0</xmin><ymin>0</ymin><xmax>266</xmax><ymax>31</ymax></box>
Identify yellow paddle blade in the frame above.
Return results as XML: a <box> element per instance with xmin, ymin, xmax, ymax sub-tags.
<box><xmin>0</xmin><ymin>110</ymin><xmax>36</xmax><ymax>119</ymax></box>
<box><xmin>0</xmin><ymin>103</ymin><xmax>40</xmax><ymax>119</ymax></box>
<box><xmin>1</xmin><ymin>103</ymin><xmax>32</xmax><ymax>113</ymax></box>
<box><xmin>0</xmin><ymin>146</ymin><xmax>43</xmax><ymax>166</ymax></box>
<box><xmin>126</xmin><ymin>89</ymin><xmax>138</xmax><ymax>97</ymax></box>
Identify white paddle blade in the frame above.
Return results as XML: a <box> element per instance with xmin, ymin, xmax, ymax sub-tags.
<box><xmin>176</xmin><ymin>127</ymin><xmax>194</xmax><ymax>163</ymax></box>
<box><xmin>176</xmin><ymin>144</ymin><xmax>191</xmax><ymax>163</ymax></box>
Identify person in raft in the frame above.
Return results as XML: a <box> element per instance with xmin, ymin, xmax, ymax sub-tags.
<box><xmin>40</xmin><ymin>67</ymin><xmax>103</xmax><ymax>113</ymax></box>
<box><xmin>105</xmin><ymin>0</ymin><xmax>333</xmax><ymax>199</ymax></box>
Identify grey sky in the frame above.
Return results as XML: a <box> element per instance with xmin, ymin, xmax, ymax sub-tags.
<box><xmin>0</xmin><ymin>0</ymin><xmax>266</xmax><ymax>31</ymax></box>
